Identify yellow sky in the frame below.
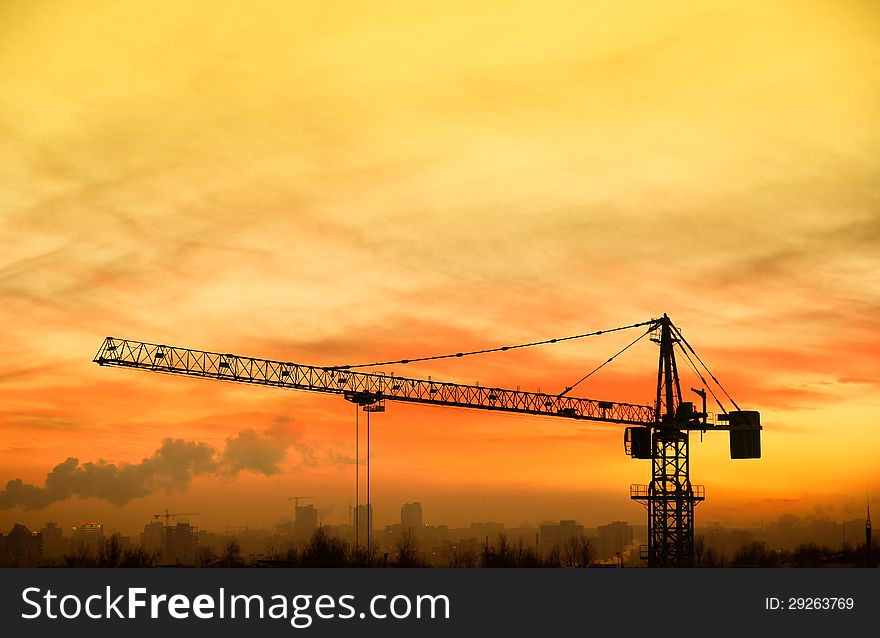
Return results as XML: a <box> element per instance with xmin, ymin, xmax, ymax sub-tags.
<box><xmin>1</xmin><ymin>0</ymin><xmax>878</xmax><ymax>535</ymax></box>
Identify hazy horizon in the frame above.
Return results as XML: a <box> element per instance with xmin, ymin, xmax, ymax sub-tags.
<box><xmin>2</xmin><ymin>460</ymin><xmax>874</xmax><ymax>539</ymax></box>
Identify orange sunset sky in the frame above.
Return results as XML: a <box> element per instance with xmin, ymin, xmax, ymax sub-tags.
<box><xmin>1</xmin><ymin>0</ymin><xmax>878</xmax><ymax>537</ymax></box>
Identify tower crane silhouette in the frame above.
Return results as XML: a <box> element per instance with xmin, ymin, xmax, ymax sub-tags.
<box><xmin>94</xmin><ymin>314</ymin><xmax>760</xmax><ymax>567</ymax></box>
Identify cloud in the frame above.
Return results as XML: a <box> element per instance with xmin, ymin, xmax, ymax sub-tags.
<box><xmin>221</xmin><ymin>428</ymin><xmax>288</xmax><ymax>477</ymax></box>
<box><xmin>0</xmin><ymin>438</ymin><xmax>217</xmax><ymax>510</ymax></box>
<box><xmin>324</xmin><ymin>450</ymin><xmax>356</xmax><ymax>467</ymax></box>
<box><xmin>0</xmin><ymin>426</ymin><xmax>352</xmax><ymax>510</ymax></box>
<box><xmin>291</xmin><ymin>443</ymin><xmax>320</xmax><ymax>470</ymax></box>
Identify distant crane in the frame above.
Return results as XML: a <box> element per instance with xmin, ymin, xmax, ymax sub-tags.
<box><xmin>94</xmin><ymin>314</ymin><xmax>760</xmax><ymax>567</ymax></box>
<box><xmin>153</xmin><ymin>508</ymin><xmax>200</xmax><ymax>524</ymax></box>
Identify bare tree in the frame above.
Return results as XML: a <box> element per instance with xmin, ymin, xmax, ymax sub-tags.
<box><xmin>301</xmin><ymin>527</ymin><xmax>350</xmax><ymax>567</ymax></box>
<box><xmin>394</xmin><ymin>528</ymin><xmax>425</xmax><ymax>567</ymax></box>
<box><xmin>562</xmin><ymin>535</ymin><xmax>594</xmax><ymax>567</ymax></box>
<box><xmin>221</xmin><ymin>539</ymin><xmax>244</xmax><ymax>567</ymax></box>
<box><xmin>121</xmin><ymin>545</ymin><xmax>158</xmax><ymax>567</ymax></box>
<box><xmin>544</xmin><ymin>543</ymin><xmax>562</xmax><ymax>568</ymax></box>
<box><xmin>98</xmin><ymin>534</ymin><xmax>124</xmax><ymax>567</ymax></box>
<box><xmin>445</xmin><ymin>542</ymin><xmax>477</xmax><ymax>568</ymax></box>
<box><xmin>733</xmin><ymin>541</ymin><xmax>784</xmax><ymax>567</ymax></box>
<box><xmin>197</xmin><ymin>545</ymin><xmax>218</xmax><ymax>567</ymax></box>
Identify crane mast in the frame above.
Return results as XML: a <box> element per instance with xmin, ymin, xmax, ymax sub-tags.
<box><xmin>636</xmin><ymin>317</ymin><xmax>700</xmax><ymax>567</ymax></box>
<box><xmin>93</xmin><ymin>314</ymin><xmax>760</xmax><ymax>567</ymax></box>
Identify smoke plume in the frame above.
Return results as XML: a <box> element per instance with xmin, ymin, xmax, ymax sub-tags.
<box><xmin>0</xmin><ymin>427</ymin><xmax>338</xmax><ymax>510</ymax></box>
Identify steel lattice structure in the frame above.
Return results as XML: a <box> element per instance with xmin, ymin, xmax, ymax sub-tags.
<box><xmin>93</xmin><ymin>314</ymin><xmax>760</xmax><ymax>567</ymax></box>
<box><xmin>93</xmin><ymin>338</ymin><xmax>656</xmax><ymax>424</ymax></box>
<box><xmin>628</xmin><ymin>315</ymin><xmax>704</xmax><ymax>566</ymax></box>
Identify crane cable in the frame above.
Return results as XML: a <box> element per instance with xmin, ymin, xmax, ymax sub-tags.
<box><xmin>674</xmin><ymin>339</ymin><xmax>728</xmax><ymax>416</ymax></box>
<box><xmin>670</xmin><ymin>323</ymin><xmax>742</xmax><ymax>412</ymax></box>
<box><xmin>556</xmin><ymin>326</ymin><xmax>654</xmax><ymax>397</ymax></box>
<box><xmin>326</xmin><ymin>318</ymin><xmax>659</xmax><ymax>370</ymax></box>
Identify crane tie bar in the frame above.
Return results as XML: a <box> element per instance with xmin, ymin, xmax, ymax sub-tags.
<box><xmin>326</xmin><ymin>319</ymin><xmax>660</xmax><ymax>370</ymax></box>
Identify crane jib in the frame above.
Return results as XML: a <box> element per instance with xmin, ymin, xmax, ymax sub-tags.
<box><xmin>93</xmin><ymin>337</ymin><xmax>656</xmax><ymax>426</ymax></box>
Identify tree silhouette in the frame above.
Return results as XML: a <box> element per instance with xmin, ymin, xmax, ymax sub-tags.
<box><xmin>98</xmin><ymin>534</ymin><xmax>124</xmax><ymax>567</ymax></box>
<box><xmin>732</xmin><ymin>541</ymin><xmax>785</xmax><ymax>567</ymax></box>
<box><xmin>393</xmin><ymin>528</ymin><xmax>426</xmax><ymax>567</ymax></box>
<box><xmin>301</xmin><ymin>527</ymin><xmax>349</xmax><ymax>567</ymax></box>
<box><xmin>61</xmin><ymin>544</ymin><xmax>94</xmax><ymax>567</ymax></box>
<box><xmin>544</xmin><ymin>543</ymin><xmax>562</xmax><ymax>568</ymax></box>
<box><xmin>445</xmin><ymin>542</ymin><xmax>477</xmax><ymax>567</ymax></box>
<box><xmin>562</xmin><ymin>535</ymin><xmax>595</xmax><ymax>567</ymax></box>
<box><xmin>694</xmin><ymin>535</ymin><xmax>722</xmax><ymax>567</ymax></box>
<box><xmin>480</xmin><ymin>533</ymin><xmax>545</xmax><ymax>567</ymax></box>
<box><xmin>196</xmin><ymin>545</ymin><xmax>218</xmax><ymax>567</ymax></box>
<box><xmin>219</xmin><ymin>539</ymin><xmax>244</xmax><ymax>567</ymax></box>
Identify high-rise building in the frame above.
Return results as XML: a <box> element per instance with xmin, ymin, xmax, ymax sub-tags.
<box><xmin>597</xmin><ymin>521</ymin><xmax>633</xmax><ymax>560</ymax></box>
<box><xmin>0</xmin><ymin>524</ymin><xmax>42</xmax><ymax>567</ymax></box>
<box><xmin>469</xmin><ymin>522</ymin><xmax>504</xmax><ymax>542</ymax></box>
<box><xmin>539</xmin><ymin>520</ymin><xmax>584</xmax><ymax>558</ymax></box>
<box><xmin>295</xmin><ymin>504</ymin><xmax>319</xmax><ymax>540</ymax></box>
<box><xmin>401</xmin><ymin>502</ymin><xmax>423</xmax><ymax>529</ymax></box>
<box><xmin>72</xmin><ymin>522</ymin><xmax>104</xmax><ymax>554</ymax></box>
<box><xmin>164</xmin><ymin>522</ymin><xmax>198</xmax><ymax>565</ymax></box>
<box><xmin>40</xmin><ymin>522</ymin><xmax>65</xmax><ymax>559</ymax></box>
<box><xmin>141</xmin><ymin>521</ymin><xmax>164</xmax><ymax>554</ymax></box>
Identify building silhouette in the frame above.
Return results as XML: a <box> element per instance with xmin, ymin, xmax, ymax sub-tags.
<box><xmin>141</xmin><ymin>521</ymin><xmax>164</xmax><ymax>554</ymax></box>
<box><xmin>539</xmin><ymin>520</ymin><xmax>584</xmax><ymax>558</ymax></box>
<box><xmin>40</xmin><ymin>522</ymin><xmax>65</xmax><ymax>559</ymax></box>
<box><xmin>597</xmin><ymin>521</ymin><xmax>633</xmax><ymax>560</ymax></box>
<box><xmin>401</xmin><ymin>502</ymin><xmax>422</xmax><ymax>529</ymax></box>
<box><xmin>163</xmin><ymin>522</ymin><xmax>198</xmax><ymax>565</ymax></box>
<box><xmin>72</xmin><ymin>522</ymin><xmax>104</xmax><ymax>554</ymax></box>
<box><xmin>468</xmin><ymin>521</ymin><xmax>504</xmax><ymax>542</ymax></box>
<box><xmin>0</xmin><ymin>524</ymin><xmax>42</xmax><ymax>567</ymax></box>
<box><xmin>295</xmin><ymin>504</ymin><xmax>319</xmax><ymax>540</ymax></box>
